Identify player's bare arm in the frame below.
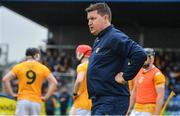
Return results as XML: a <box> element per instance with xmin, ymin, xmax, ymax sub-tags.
<box><xmin>115</xmin><ymin>72</ymin><xmax>126</xmax><ymax>84</ymax></box>
<box><xmin>2</xmin><ymin>71</ymin><xmax>17</xmax><ymax>97</ymax></box>
<box><xmin>154</xmin><ymin>83</ymin><xmax>165</xmax><ymax>115</ymax></box>
<box><xmin>73</xmin><ymin>71</ymin><xmax>85</xmax><ymax>99</ymax></box>
<box><xmin>42</xmin><ymin>73</ymin><xmax>58</xmax><ymax>101</ymax></box>
<box><xmin>126</xmin><ymin>79</ymin><xmax>137</xmax><ymax>115</ymax></box>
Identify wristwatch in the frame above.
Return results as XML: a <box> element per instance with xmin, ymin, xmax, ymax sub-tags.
<box><xmin>73</xmin><ymin>93</ymin><xmax>78</xmax><ymax>96</ymax></box>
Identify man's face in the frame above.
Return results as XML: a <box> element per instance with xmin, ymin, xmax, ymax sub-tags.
<box><xmin>143</xmin><ymin>55</ymin><xmax>154</xmax><ymax>68</ymax></box>
<box><xmin>87</xmin><ymin>10</ymin><xmax>107</xmax><ymax>36</ymax></box>
<box><xmin>143</xmin><ymin>56</ymin><xmax>150</xmax><ymax>67</ymax></box>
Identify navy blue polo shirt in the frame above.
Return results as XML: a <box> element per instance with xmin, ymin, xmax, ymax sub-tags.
<box><xmin>87</xmin><ymin>25</ymin><xmax>147</xmax><ymax>98</ymax></box>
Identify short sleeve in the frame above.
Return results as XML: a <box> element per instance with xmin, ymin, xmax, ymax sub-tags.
<box><xmin>77</xmin><ymin>64</ymin><xmax>85</xmax><ymax>73</ymax></box>
<box><xmin>11</xmin><ymin>65</ymin><xmax>19</xmax><ymax>76</ymax></box>
<box><xmin>154</xmin><ymin>72</ymin><xmax>166</xmax><ymax>85</ymax></box>
<box><xmin>128</xmin><ymin>80</ymin><xmax>133</xmax><ymax>91</ymax></box>
<box><xmin>43</xmin><ymin>66</ymin><xmax>51</xmax><ymax>78</ymax></box>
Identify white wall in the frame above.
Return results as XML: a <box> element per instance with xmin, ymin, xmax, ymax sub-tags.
<box><xmin>0</xmin><ymin>6</ymin><xmax>48</xmax><ymax>62</ymax></box>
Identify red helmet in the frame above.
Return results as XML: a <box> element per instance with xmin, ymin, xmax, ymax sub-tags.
<box><xmin>76</xmin><ymin>45</ymin><xmax>92</xmax><ymax>57</ymax></box>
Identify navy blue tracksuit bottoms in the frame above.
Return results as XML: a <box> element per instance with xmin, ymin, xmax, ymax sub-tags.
<box><xmin>91</xmin><ymin>96</ymin><xmax>129</xmax><ymax>115</ymax></box>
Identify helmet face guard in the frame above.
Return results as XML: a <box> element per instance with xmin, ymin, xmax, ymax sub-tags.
<box><xmin>143</xmin><ymin>48</ymin><xmax>155</xmax><ymax>68</ymax></box>
<box><xmin>144</xmin><ymin>48</ymin><xmax>155</xmax><ymax>56</ymax></box>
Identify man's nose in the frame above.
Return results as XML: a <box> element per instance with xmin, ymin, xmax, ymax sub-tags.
<box><xmin>88</xmin><ymin>20</ymin><xmax>92</xmax><ymax>26</ymax></box>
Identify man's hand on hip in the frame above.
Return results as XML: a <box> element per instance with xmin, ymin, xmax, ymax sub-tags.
<box><xmin>115</xmin><ymin>72</ymin><xmax>126</xmax><ymax>84</ymax></box>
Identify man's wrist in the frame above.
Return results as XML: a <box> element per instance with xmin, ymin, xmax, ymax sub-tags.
<box><xmin>121</xmin><ymin>73</ymin><xmax>128</xmax><ymax>82</ymax></box>
<box><xmin>121</xmin><ymin>76</ymin><xmax>127</xmax><ymax>84</ymax></box>
<box><xmin>44</xmin><ymin>95</ymin><xmax>50</xmax><ymax>100</ymax></box>
<box><xmin>73</xmin><ymin>92</ymin><xmax>78</xmax><ymax>96</ymax></box>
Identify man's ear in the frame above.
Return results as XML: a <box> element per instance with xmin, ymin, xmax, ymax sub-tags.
<box><xmin>34</xmin><ymin>54</ymin><xmax>38</xmax><ymax>58</ymax></box>
<box><xmin>34</xmin><ymin>54</ymin><xmax>40</xmax><ymax>59</ymax></box>
<box><xmin>104</xmin><ymin>14</ymin><xmax>109</xmax><ymax>21</ymax></box>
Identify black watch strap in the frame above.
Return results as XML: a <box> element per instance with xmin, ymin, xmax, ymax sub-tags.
<box><xmin>73</xmin><ymin>93</ymin><xmax>78</xmax><ymax>96</ymax></box>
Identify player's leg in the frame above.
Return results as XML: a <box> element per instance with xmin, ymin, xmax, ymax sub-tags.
<box><xmin>70</xmin><ymin>107</ymin><xmax>91</xmax><ymax>116</ymax></box>
<box><xmin>76</xmin><ymin>108</ymin><xmax>91</xmax><ymax>116</ymax></box>
<box><xmin>69</xmin><ymin>107</ymin><xmax>77</xmax><ymax>115</ymax></box>
<box><xmin>29</xmin><ymin>101</ymin><xmax>41</xmax><ymax>115</ymax></box>
<box><xmin>132</xmin><ymin>111</ymin><xmax>151</xmax><ymax>116</ymax></box>
<box><xmin>15</xmin><ymin>100</ymin><xmax>30</xmax><ymax>116</ymax></box>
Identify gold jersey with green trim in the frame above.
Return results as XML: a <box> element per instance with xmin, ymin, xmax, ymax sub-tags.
<box><xmin>11</xmin><ymin>60</ymin><xmax>51</xmax><ymax>102</ymax></box>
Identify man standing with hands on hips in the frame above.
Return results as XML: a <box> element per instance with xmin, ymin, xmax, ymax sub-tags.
<box><xmin>85</xmin><ymin>3</ymin><xmax>147</xmax><ymax>115</ymax></box>
<box><xmin>2</xmin><ymin>47</ymin><xmax>58</xmax><ymax>115</ymax></box>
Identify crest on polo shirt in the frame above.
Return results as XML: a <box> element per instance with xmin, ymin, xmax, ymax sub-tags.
<box><xmin>138</xmin><ymin>76</ymin><xmax>144</xmax><ymax>83</ymax></box>
<box><xmin>95</xmin><ymin>48</ymin><xmax>100</xmax><ymax>53</ymax></box>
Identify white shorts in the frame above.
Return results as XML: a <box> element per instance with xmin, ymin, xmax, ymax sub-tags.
<box><xmin>69</xmin><ymin>107</ymin><xmax>91</xmax><ymax>116</ymax></box>
<box><xmin>15</xmin><ymin>100</ymin><xmax>41</xmax><ymax>116</ymax></box>
<box><xmin>130</xmin><ymin>109</ymin><xmax>152</xmax><ymax>116</ymax></box>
